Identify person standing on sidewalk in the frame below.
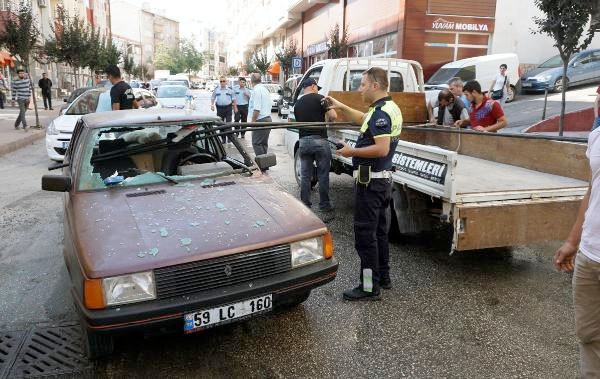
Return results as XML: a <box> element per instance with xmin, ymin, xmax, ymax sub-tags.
<box><xmin>106</xmin><ymin>65</ymin><xmax>138</xmax><ymax>111</ymax></box>
<box><xmin>325</xmin><ymin>67</ymin><xmax>402</xmax><ymax>301</ymax></box>
<box><xmin>294</xmin><ymin>77</ymin><xmax>337</xmax><ymax>219</ymax></box>
<box><xmin>249</xmin><ymin>73</ymin><xmax>272</xmax><ymax>157</ymax></box>
<box><xmin>38</xmin><ymin>73</ymin><xmax>53</xmax><ymax>110</ymax></box>
<box><xmin>554</xmin><ymin>126</ymin><xmax>600</xmax><ymax>376</ymax></box>
<box><xmin>211</xmin><ymin>76</ymin><xmax>237</xmax><ymax>143</ymax></box>
<box><xmin>11</xmin><ymin>69</ymin><xmax>32</xmax><ymax>131</ymax></box>
<box><xmin>0</xmin><ymin>72</ymin><xmax>8</xmax><ymax>109</ymax></box>
<box><xmin>233</xmin><ymin>77</ymin><xmax>251</xmax><ymax>138</ymax></box>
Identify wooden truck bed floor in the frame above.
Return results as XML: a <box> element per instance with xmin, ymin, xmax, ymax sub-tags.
<box><xmin>454</xmin><ymin>154</ymin><xmax>588</xmax><ymax>195</ymax></box>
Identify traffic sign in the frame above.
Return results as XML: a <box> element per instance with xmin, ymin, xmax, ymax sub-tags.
<box><xmin>292</xmin><ymin>57</ymin><xmax>302</xmax><ymax>69</ymax></box>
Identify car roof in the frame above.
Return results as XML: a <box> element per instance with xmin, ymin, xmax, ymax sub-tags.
<box><xmin>441</xmin><ymin>53</ymin><xmax>518</xmax><ymax>68</ymax></box>
<box><xmin>81</xmin><ymin>109</ymin><xmax>221</xmax><ymax>129</ymax></box>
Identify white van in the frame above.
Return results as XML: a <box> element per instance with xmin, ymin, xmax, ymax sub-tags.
<box><xmin>284</xmin><ymin>57</ymin><xmax>425</xmax><ymax>165</ymax></box>
<box><xmin>425</xmin><ymin>53</ymin><xmax>520</xmax><ymax>102</ymax></box>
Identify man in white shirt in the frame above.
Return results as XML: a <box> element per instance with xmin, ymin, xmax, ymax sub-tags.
<box><xmin>249</xmin><ymin>73</ymin><xmax>272</xmax><ymax>157</ymax></box>
<box><xmin>554</xmin><ymin>127</ymin><xmax>600</xmax><ymax>375</ymax></box>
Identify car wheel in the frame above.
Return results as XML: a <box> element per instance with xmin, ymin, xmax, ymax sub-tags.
<box><xmin>505</xmin><ymin>85</ymin><xmax>516</xmax><ymax>103</ymax></box>
<box><xmin>83</xmin><ymin>327</ymin><xmax>114</xmax><ymax>359</ymax></box>
<box><xmin>294</xmin><ymin>149</ymin><xmax>317</xmax><ymax>188</ymax></box>
<box><xmin>276</xmin><ymin>291</ymin><xmax>311</xmax><ymax>309</ymax></box>
<box><xmin>554</xmin><ymin>77</ymin><xmax>569</xmax><ymax>92</ymax></box>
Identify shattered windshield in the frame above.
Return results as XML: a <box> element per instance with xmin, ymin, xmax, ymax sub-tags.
<box><xmin>77</xmin><ymin>122</ymin><xmax>253</xmax><ymax>191</ymax></box>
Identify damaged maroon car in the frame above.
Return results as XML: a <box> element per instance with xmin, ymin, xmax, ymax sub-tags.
<box><xmin>42</xmin><ymin>110</ymin><xmax>338</xmax><ymax>358</ymax></box>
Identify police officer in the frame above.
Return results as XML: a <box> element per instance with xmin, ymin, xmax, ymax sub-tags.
<box><xmin>211</xmin><ymin>76</ymin><xmax>237</xmax><ymax>143</ymax></box>
<box><xmin>234</xmin><ymin>77</ymin><xmax>251</xmax><ymax>138</ymax></box>
<box><xmin>325</xmin><ymin>67</ymin><xmax>402</xmax><ymax>301</ymax></box>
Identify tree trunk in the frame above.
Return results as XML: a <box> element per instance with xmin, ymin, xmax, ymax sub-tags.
<box><xmin>25</xmin><ymin>61</ymin><xmax>40</xmax><ymax>128</ymax></box>
<box><xmin>559</xmin><ymin>61</ymin><xmax>568</xmax><ymax>136</ymax></box>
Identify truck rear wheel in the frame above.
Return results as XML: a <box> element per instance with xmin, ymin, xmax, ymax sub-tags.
<box><xmin>294</xmin><ymin>150</ymin><xmax>317</xmax><ymax>188</ymax></box>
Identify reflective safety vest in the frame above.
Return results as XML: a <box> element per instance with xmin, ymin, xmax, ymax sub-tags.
<box><xmin>360</xmin><ymin>99</ymin><xmax>403</xmax><ymax>137</ymax></box>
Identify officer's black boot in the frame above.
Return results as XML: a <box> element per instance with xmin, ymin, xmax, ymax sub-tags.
<box><xmin>379</xmin><ymin>278</ymin><xmax>392</xmax><ymax>290</ymax></box>
<box><xmin>343</xmin><ymin>286</ymin><xmax>381</xmax><ymax>301</ymax></box>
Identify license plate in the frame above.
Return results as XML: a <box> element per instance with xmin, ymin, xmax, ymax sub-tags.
<box><xmin>184</xmin><ymin>294</ymin><xmax>272</xmax><ymax>333</ymax></box>
<box><xmin>521</xmin><ymin>82</ymin><xmax>532</xmax><ymax>87</ymax></box>
<box><xmin>61</xmin><ymin>141</ymin><xmax>69</xmax><ymax>149</ymax></box>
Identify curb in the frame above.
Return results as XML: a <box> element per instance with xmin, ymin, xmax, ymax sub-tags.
<box><xmin>0</xmin><ymin>128</ymin><xmax>45</xmax><ymax>157</ymax></box>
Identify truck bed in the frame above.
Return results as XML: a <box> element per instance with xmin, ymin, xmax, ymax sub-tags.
<box><xmin>454</xmin><ymin>154</ymin><xmax>587</xmax><ymax>202</ymax></box>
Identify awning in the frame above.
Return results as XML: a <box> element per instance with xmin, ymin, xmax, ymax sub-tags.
<box><xmin>0</xmin><ymin>51</ymin><xmax>15</xmax><ymax>67</ymax></box>
<box><xmin>267</xmin><ymin>61</ymin><xmax>280</xmax><ymax>75</ymax></box>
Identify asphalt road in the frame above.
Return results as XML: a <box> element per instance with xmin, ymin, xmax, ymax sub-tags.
<box><xmin>0</xmin><ymin>91</ymin><xmax>580</xmax><ymax>378</ymax></box>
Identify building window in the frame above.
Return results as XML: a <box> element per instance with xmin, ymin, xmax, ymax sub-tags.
<box><xmin>424</xmin><ymin>32</ymin><xmax>490</xmax><ymax>61</ymax></box>
<box><xmin>349</xmin><ymin>33</ymin><xmax>398</xmax><ymax>59</ymax></box>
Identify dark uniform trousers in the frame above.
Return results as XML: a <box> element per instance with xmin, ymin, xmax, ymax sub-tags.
<box><xmin>234</xmin><ymin>104</ymin><xmax>248</xmax><ymax>137</ymax></box>
<box><xmin>216</xmin><ymin>104</ymin><xmax>233</xmax><ymax>143</ymax></box>
<box><xmin>354</xmin><ymin>177</ymin><xmax>392</xmax><ymax>290</ymax></box>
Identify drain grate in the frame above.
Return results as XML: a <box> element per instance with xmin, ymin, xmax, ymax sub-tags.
<box><xmin>0</xmin><ymin>331</ymin><xmax>26</xmax><ymax>378</ymax></box>
<box><xmin>1</xmin><ymin>323</ymin><xmax>93</xmax><ymax>379</ymax></box>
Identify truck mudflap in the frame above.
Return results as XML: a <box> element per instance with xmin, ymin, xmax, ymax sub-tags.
<box><xmin>451</xmin><ymin>196</ymin><xmax>584</xmax><ymax>252</ymax></box>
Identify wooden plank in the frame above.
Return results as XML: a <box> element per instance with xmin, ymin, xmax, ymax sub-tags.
<box><xmin>421</xmin><ymin>131</ymin><xmax>589</xmax><ymax>181</ymax></box>
<box><xmin>455</xmin><ymin>197</ymin><xmax>582</xmax><ymax>251</ymax></box>
<box><xmin>328</xmin><ymin>91</ymin><xmax>428</xmax><ymax>124</ymax></box>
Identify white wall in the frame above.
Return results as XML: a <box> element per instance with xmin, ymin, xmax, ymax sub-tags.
<box><xmin>492</xmin><ymin>0</ymin><xmax>600</xmax><ymax>66</ymax></box>
<box><xmin>110</xmin><ymin>0</ymin><xmax>142</xmax><ymax>43</ymax></box>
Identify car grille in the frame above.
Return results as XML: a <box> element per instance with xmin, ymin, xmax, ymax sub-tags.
<box><xmin>154</xmin><ymin>244</ymin><xmax>291</xmax><ymax>299</ymax></box>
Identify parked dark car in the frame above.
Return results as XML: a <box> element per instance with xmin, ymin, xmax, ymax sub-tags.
<box><xmin>42</xmin><ymin>110</ymin><xmax>338</xmax><ymax>358</ymax></box>
<box><xmin>521</xmin><ymin>49</ymin><xmax>600</xmax><ymax>92</ymax></box>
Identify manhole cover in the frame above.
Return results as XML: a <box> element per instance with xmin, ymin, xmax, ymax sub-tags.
<box><xmin>1</xmin><ymin>323</ymin><xmax>92</xmax><ymax>378</ymax></box>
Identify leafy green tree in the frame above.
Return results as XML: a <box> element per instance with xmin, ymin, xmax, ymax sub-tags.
<box><xmin>327</xmin><ymin>23</ymin><xmax>349</xmax><ymax>59</ymax></box>
<box><xmin>252</xmin><ymin>49</ymin><xmax>270</xmax><ymax>77</ymax></box>
<box><xmin>0</xmin><ymin>0</ymin><xmax>41</xmax><ymax>126</ymax></box>
<box><xmin>122</xmin><ymin>51</ymin><xmax>135</xmax><ymax>78</ymax></box>
<box><xmin>175</xmin><ymin>39</ymin><xmax>203</xmax><ymax>79</ymax></box>
<box><xmin>228</xmin><ymin>66</ymin><xmax>239</xmax><ymax>76</ymax></box>
<box><xmin>534</xmin><ymin>0</ymin><xmax>596</xmax><ymax>135</ymax></box>
<box><xmin>275</xmin><ymin>39</ymin><xmax>297</xmax><ymax>81</ymax></box>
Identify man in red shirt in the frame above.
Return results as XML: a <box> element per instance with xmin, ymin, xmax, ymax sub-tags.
<box><xmin>456</xmin><ymin>80</ymin><xmax>507</xmax><ymax>132</ymax></box>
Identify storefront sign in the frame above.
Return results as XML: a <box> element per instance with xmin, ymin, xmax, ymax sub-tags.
<box><xmin>307</xmin><ymin>41</ymin><xmax>328</xmax><ymax>56</ymax></box>
<box><xmin>429</xmin><ymin>16</ymin><xmax>494</xmax><ymax>33</ymax></box>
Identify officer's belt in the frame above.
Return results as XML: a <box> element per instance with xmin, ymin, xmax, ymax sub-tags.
<box><xmin>353</xmin><ymin>170</ymin><xmax>392</xmax><ymax>179</ymax></box>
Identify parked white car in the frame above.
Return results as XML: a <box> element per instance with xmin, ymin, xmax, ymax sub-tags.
<box><xmin>46</xmin><ymin>88</ymin><xmax>159</xmax><ymax>161</ymax></box>
<box><xmin>156</xmin><ymin>85</ymin><xmax>195</xmax><ymax>110</ymax></box>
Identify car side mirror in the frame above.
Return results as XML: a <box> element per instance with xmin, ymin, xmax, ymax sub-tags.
<box><xmin>63</xmin><ymin>98</ymin><xmax>67</xmax><ymax>102</ymax></box>
<box><xmin>255</xmin><ymin>153</ymin><xmax>277</xmax><ymax>170</ymax></box>
<box><xmin>277</xmin><ymin>89</ymin><xmax>282</xmax><ymax>95</ymax></box>
<box><xmin>42</xmin><ymin>174</ymin><xmax>71</xmax><ymax>192</ymax></box>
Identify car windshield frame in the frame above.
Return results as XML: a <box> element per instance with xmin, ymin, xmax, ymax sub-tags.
<box><xmin>75</xmin><ymin>121</ymin><xmax>255</xmax><ymax>192</ymax></box>
<box><xmin>157</xmin><ymin>86</ymin><xmax>188</xmax><ymax>98</ymax></box>
<box><xmin>426</xmin><ymin>68</ymin><xmax>461</xmax><ymax>85</ymax></box>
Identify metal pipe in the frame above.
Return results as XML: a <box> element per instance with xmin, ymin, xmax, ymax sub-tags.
<box><xmin>542</xmin><ymin>88</ymin><xmax>548</xmax><ymax>120</ymax></box>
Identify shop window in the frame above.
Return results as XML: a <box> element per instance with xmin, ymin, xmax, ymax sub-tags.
<box><xmin>350</xmin><ymin>33</ymin><xmax>398</xmax><ymax>59</ymax></box>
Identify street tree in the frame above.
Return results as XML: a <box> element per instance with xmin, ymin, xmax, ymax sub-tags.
<box><xmin>275</xmin><ymin>39</ymin><xmax>297</xmax><ymax>81</ymax></box>
<box><xmin>327</xmin><ymin>23</ymin><xmax>349</xmax><ymax>59</ymax></box>
<box><xmin>0</xmin><ymin>0</ymin><xmax>42</xmax><ymax>127</ymax></box>
<box><xmin>175</xmin><ymin>39</ymin><xmax>203</xmax><ymax>80</ymax></box>
<box><xmin>228</xmin><ymin>66</ymin><xmax>239</xmax><ymax>76</ymax></box>
<box><xmin>122</xmin><ymin>51</ymin><xmax>135</xmax><ymax>79</ymax></box>
<box><xmin>252</xmin><ymin>49</ymin><xmax>270</xmax><ymax>77</ymax></box>
<box><xmin>534</xmin><ymin>0</ymin><xmax>596</xmax><ymax>135</ymax></box>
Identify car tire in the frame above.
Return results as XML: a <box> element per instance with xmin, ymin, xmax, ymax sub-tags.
<box><xmin>554</xmin><ymin>77</ymin><xmax>569</xmax><ymax>93</ymax></box>
<box><xmin>294</xmin><ymin>149</ymin><xmax>317</xmax><ymax>188</ymax></box>
<box><xmin>83</xmin><ymin>327</ymin><xmax>114</xmax><ymax>359</ymax></box>
<box><xmin>276</xmin><ymin>291</ymin><xmax>311</xmax><ymax>309</ymax></box>
<box><xmin>505</xmin><ymin>85</ymin><xmax>516</xmax><ymax>103</ymax></box>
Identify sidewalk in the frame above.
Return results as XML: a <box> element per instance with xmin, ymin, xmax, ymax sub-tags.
<box><xmin>0</xmin><ymin>103</ymin><xmax>56</xmax><ymax>157</ymax></box>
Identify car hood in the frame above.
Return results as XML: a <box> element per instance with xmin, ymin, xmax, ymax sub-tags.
<box><xmin>71</xmin><ymin>179</ymin><xmax>325</xmax><ymax>278</ymax></box>
<box><xmin>522</xmin><ymin>67</ymin><xmax>559</xmax><ymax>79</ymax></box>
<box><xmin>159</xmin><ymin>97</ymin><xmax>186</xmax><ymax>108</ymax></box>
<box><xmin>52</xmin><ymin>114</ymin><xmax>82</xmax><ymax>133</ymax></box>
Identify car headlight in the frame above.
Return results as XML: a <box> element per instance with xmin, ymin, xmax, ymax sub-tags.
<box><xmin>83</xmin><ymin>271</ymin><xmax>156</xmax><ymax>309</ymax></box>
<box><xmin>533</xmin><ymin>74</ymin><xmax>552</xmax><ymax>82</ymax></box>
<box><xmin>291</xmin><ymin>232</ymin><xmax>334</xmax><ymax>268</ymax></box>
<box><xmin>47</xmin><ymin>121</ymin><xmax>59</xmax><ymax>135</ymax></box>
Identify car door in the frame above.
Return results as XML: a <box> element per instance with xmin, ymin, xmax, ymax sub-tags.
<box><xmin>569</xmin><ymin>52</ymin><xmax>591</xmax><ymax>84</ymax></box>
<box><xmin>585</xmin><ymin>51</ymin><xmax>600</xmax><ymax>83</ymax></box>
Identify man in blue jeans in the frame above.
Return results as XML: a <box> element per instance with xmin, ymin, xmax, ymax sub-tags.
<box><xmin>293</xmin><ymin>78</ymin><xmax>337</xmax><ymax>220</ymax></box>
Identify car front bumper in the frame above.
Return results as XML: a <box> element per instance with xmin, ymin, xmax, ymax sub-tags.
<box><xmin>45</xmin><ymin>133</ymin><xmax>72</xmax><ymax>161</ymax></box>
<box><xmin>76</xmin><ymin>258</ymin><xmax>338</xmax><ymax>335</ymax></box>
